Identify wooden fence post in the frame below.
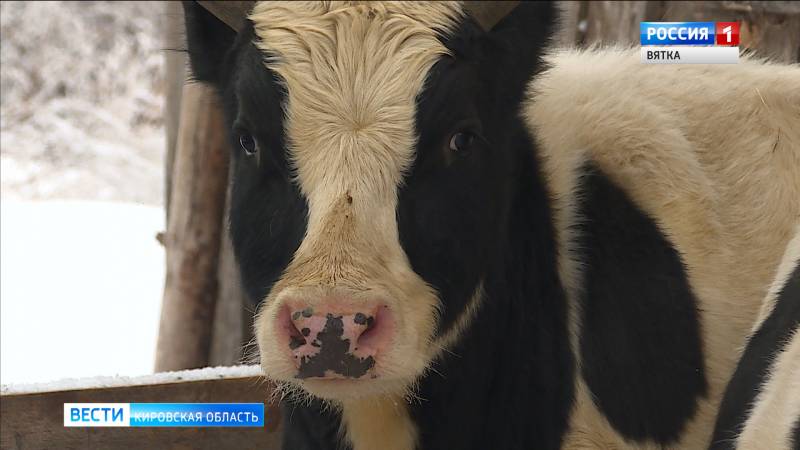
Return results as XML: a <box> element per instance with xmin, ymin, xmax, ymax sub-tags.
<box><xmin>557</xmin><ymin>1</ymin><xmax>582</xmax><ymax>47</ymax></box>
<box><xmin>159</xmin><ymin>5</ymin><xmax>250</xmax><ymax>372</ymax></box>
<box><xmin>155</xmin><ymin>83</ymin><xmax>230</xmax><ymax>372</ymax></box>
<box><xmin>210</xmin><ymin>167</ymin><xmax>251</xmax><ymax>367</ymax></box>
<box><xmin>164</xmin><ymin>1</ymin><xmax>187</xmax><ymax>218</ymax></box>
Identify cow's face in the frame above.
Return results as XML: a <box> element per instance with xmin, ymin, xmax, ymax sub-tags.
<box><xmin>184</xmin><ymin>1</ymin><xmax>554</xmax><ymax>401</ymax></box>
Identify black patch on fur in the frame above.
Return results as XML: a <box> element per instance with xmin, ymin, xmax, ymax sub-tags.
<box><xmin>576</xmin><ymin>164</ymin><xmax>707</xmax><ymax>444</ymax></box>
<box><xmin>296</xmin><ymin>314</ymin><xmax>375</xmax><ymax>379</ymax></box>
<box><xmin>403</xmin><ymin>4</ymin><xmax>573</xmax><ymax>449</ymax></box>
<box><xmin>397</xmin><ymin>50</ymin><xmax>504</xmax><ymax>335</ymax></box>
<box><xmin>183</xmin><ymin>6</ymin><xmax>308</xmax><ymax>305</ymax></box>
<box><xmin>409</xmin><ymin>125</ymin><xmax>575</xmax><ymax>450</ymax></box>
<box><xmin>710</xmin><ymin>262</ymin><xmax>800</xmax><ymax>450</ymax></box>
<box><xmin>398</xmin><ymin>2</ymin><xmax>557</xmax><ymax>339</ymax></box>
<box><xmin>226</xmin><ymin>31</ymin><xmax>308</xmax><ymax>305</ymax></box>
<box><xmin>792</xmin><ymin>415</ymin><xmax>800</xmax><ymax>450</ymax></box>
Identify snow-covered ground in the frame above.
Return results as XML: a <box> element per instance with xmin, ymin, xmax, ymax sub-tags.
<box><xmin>0</xmin><ymin>201</ymin><xmax>165</xmax><ymax>385</ymax></box>
<box><xmin>1</xmin><ymin>2</ymin><xmax>168</xmax><ymax>385</ymax></box>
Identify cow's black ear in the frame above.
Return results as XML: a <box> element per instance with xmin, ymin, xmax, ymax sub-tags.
<box><xmin>479</xmin><ymin>2</ymin><xmax>557</xmax><ymax>100</ymax></box>
<box><xmin>182</xmin><ymin>1</ymin><xmax>237</xmax><ymax>85</ymax></box>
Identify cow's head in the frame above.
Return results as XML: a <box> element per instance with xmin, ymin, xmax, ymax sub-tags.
<box><xmin>184</xmin><ymin>1</ymin><xmax>555</xmax><ymax>401</ymax></box>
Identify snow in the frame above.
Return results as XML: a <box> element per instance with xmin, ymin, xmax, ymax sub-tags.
<box><xmin>1</xmin><ymin>2</ymin><xmax>170</xmax><ymax>386</ymax></box>
<box><xmin>0</xmin><ymin>201</ymin><xmax>166</xmax><ymax>385</ymax></box>
<box><xmin>1</xmin><ymin>364</ymin><xmax>262</xmax><ymax>396</ymax></box>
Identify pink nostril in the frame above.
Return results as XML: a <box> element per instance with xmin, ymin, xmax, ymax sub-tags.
<box><xmin>286</xmin><ymin>318</ymin><xmax>306</xmax><ymax>350</ymax></box>
<box><xmin>278</xmin><ymin>306</ymin><xmax>313</xmax><ymax>352</ymax></box>
<box><xmin>354</xmin><ymin>308</ymin><xmax>384</xmax><ymax>351</ymax></box>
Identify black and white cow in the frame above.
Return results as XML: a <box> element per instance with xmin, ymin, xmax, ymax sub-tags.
<box><xmin>182</xmin><ymin>1</ymin><xmax>800</xmax><ymax>449</ymax></box>
<box><xmin>710</xmin><ymin>227</ymin><xmax>800</xmax><ymax>450</ymax></box>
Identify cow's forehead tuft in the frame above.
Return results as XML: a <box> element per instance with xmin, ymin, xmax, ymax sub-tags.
<box><xmin>248</xmin><ymin>1</ymin><xmax>465</xmax><ymax>198</ymax></box>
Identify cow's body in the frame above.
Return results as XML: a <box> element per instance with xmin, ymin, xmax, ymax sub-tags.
<box><xmin>529</xmin><ymin>48</ymin><xmax>800</xmax><ymax>449</ymax></box>
<box><xmin>182</xmin><ymin>2</ymin><xmax>800</xmax><ymax>449</ymax></box>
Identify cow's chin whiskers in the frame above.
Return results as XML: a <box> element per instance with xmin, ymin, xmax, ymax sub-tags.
<box><xmin>268</xmin><ymin>380</ymin><xmax>310</xmax><ymax>407</ymax></box>
<box><xmin>266</xmin><ymin>375</ymin><xmax>414</xmax><ymax>404</ymax></box>
<box><xmin>310</xmin><ymin>378</ymin><xmax>406</xmax><ymax>400</ymax></box>
<box><xmin>268</xmin><ymin>380</ymin><xmax>343</xmax><ymax>411</ymax></box>
<box><xmin>263</xmin><ymin>351</ymin><xmax>434</xmax><ymax>403</ymax></box>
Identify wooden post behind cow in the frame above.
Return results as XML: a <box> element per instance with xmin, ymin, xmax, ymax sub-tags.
<box><xmin>210</xmin><ymin>167</ymin><xmax>251</xmax><ymax>367</ymax></box>
<box><xmin>158</xmin><ymin>1</ymin><xmax>250</xmax><ymax>371</ymax></box>
<box><xmin>164</xmin><ymin>0</ymin><xmax>186</xmax><ymax>218</ymax></box>
<box><xmin>155</xmin><ymin>83</ymin><xmax>229</xmax><ymax>372</ymax></box>
<box><xmin>582</xmin><ymin>1</ymin><xmax>650</xmax><ymax>45</ymax></box>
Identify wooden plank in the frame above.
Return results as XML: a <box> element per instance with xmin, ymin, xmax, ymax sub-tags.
<box><xmin>155</xmin><ymin>82</ymin><xmax>230</xmax><ymax>372</ymax></box>
<box><xmin>1</xmin><ymin>377</ymin><xmax>281</xmax><ymax>450</ymax></box>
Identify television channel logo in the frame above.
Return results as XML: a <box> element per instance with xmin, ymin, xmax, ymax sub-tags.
<box><xmin>640</xmin><ymin>22</ymin><xmax>740</xmax><ymax>64</ymax></box>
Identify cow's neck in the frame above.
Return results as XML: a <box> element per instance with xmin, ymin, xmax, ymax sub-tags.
<box><xmin>408</xmin><ymin>126</ymin><xmax>576</xmax><ymax>449</ymax></box>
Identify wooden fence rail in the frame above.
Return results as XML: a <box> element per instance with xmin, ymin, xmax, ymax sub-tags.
<box><xmin>1</xmin><ymin>370</ymin><xmax>281</xmax><ymax>450</ymax></box>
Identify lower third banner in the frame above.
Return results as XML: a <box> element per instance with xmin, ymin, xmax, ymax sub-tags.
<box><xmin>64</xmin><ymin>403</ymin><xmax>265</xmax><ymax>427</ymax></box>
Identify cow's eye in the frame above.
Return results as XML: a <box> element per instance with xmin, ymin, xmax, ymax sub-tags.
<box><xmin>448</xmin><ymin>132</ymin><xmax>475</xmax><ymax>154</ymax></box>
<box><xmin>239</xmin><ymin>133</ymin><xmax>258</xmax><ymax>156</ymax></box>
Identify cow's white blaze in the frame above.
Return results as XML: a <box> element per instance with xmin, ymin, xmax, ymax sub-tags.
<box><xmin>249</xmin><ymin>1</ymin><xmax>465</xmax><ymax>406</ymax></box>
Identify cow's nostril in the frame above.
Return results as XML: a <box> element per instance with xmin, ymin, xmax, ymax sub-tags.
<box><xmin>286</xmin><ymin>317</ymin><xmax>306</xmax><ymax>350</ymax></box>
<box><xmin>355</xmin><ymin>324</ymin><xmax>376</xmax><ymax>349</ymax></box>
<box><xmin>355</xmin><ymin>307</ymin><xmax>385</xmax><ymax>350</ymax></box>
